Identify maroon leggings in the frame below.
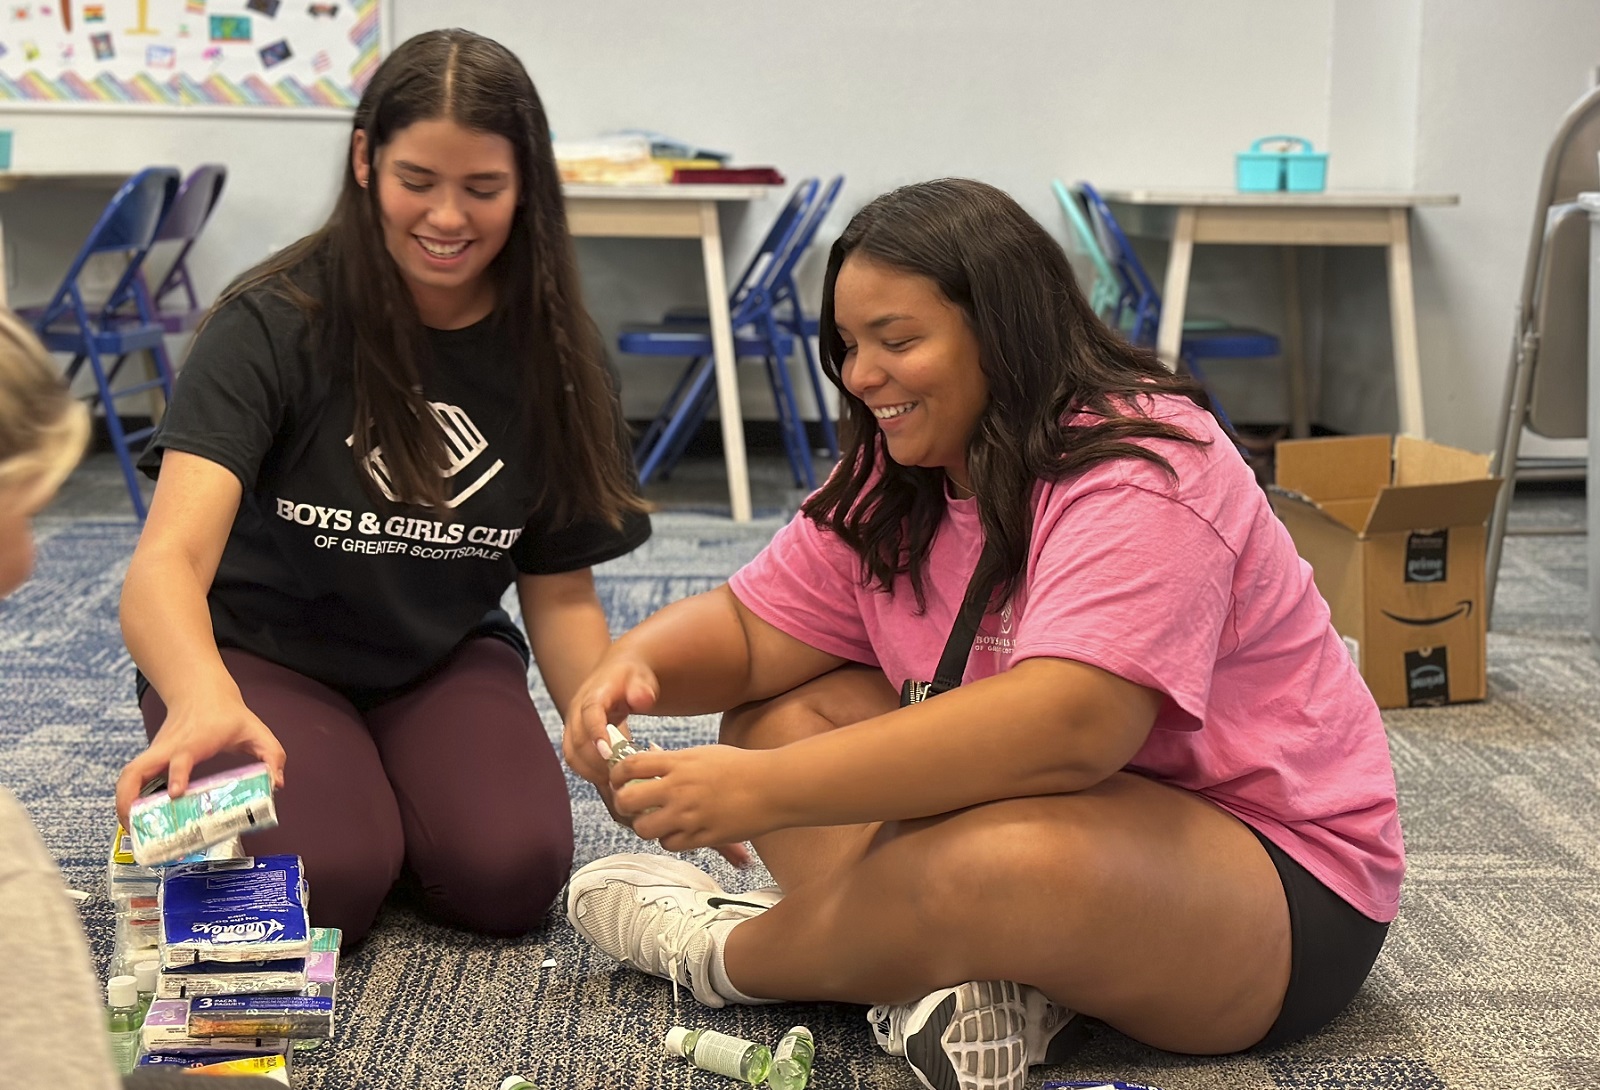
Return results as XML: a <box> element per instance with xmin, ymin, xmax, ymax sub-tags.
<box><xmin>139</xmin><ymin>639</ymin><xmax>574</xmax><ymax>945</ymax></box>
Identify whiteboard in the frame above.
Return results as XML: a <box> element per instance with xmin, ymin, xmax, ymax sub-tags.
<box><xmin>0</xmin><ymin>0</ymin><xmax>385</xmax><ymax>111</ymax></box>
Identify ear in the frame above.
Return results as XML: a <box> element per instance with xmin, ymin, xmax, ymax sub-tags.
<box><xmin>351</xmin><ymin>129</ymin><xmax>371</xmax><ymax>189</ymax></box>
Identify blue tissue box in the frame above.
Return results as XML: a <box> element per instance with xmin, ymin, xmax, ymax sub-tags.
<box><xmin>1236</xmin><ymin>136</ymin><xmax>1327</xmax><ymax>192</ymax></box>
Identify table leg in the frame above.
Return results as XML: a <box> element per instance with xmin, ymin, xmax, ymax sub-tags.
<box><xmin>1156</xmin><ymin>207</ymin><xmax>1196</xmax><ymax>370</ymax></box>
<box><xmin>1282</xmin><ymin>247</ymin><xmax>1311</xmax><ymax>437</ymax></box>
<box><xmin>699</xmin><ymin>201</ymin><xmax>753</xmax><ymax>522</ymax></box>
<box><xmin>1387</xmin><ymin>207</ymin><xmax>1426</xmax><ymax>437</ymax></box>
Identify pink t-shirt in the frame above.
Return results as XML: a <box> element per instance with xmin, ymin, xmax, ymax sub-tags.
<box><xmin>729</xmin><ymin>396</ymin><xmax>1403</xmax><ymax>922</ymax></box>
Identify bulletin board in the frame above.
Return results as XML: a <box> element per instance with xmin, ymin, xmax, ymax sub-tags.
<box><xmin>0</xmin><ymin>0</ymin><xmax>385</xmax><ymax>110</ymax></box>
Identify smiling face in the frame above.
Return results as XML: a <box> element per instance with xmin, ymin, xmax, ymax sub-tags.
<box><xmin>352</xmin><ymin>116</ymin><xmax>519</xmax><ymax>329</ymax></box>
<box><xmin>834</xmin><ymin>255</ymin><xmax>989</xmax><ymax>493</ymax></box>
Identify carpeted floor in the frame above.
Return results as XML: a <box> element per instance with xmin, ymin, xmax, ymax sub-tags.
<box><xmin>2</xmin><ymin>491</ymin><xmax>1598</xmax><ymax>1090</ymax></box>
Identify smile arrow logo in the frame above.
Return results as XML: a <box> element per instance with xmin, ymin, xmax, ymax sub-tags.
<box><xmin>1380</xmin><ymin>600</ymin><xmax>1474</xmax><ymax>626</ymax></box>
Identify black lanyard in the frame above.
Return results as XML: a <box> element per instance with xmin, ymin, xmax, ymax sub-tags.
<box><xmin>900</xmin><ymin>556</ymin><xmax>992</xmax><ymax>707</ymax></box>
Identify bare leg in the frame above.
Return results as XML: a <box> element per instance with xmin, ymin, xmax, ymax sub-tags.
<box><xmin>722</xmin><ymin>772</ymin><xmax>1291</xmax><ymax>1055</ymax></box>
<box><xmin>718</xmin><ymin>664</ymin><xmax>897</xmax><ymax>892</ymax></box>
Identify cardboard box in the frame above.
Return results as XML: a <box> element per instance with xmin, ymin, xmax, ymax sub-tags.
<box><xmin>1269</xmin><ymin>435</ymin><xmax>1503</xmax><ymax>709</ymax></box>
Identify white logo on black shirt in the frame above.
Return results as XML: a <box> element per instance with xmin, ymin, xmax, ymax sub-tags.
<box><xmin>347</xmin><ymin>400</ymin><xmax>505</xmax><ymax>509</ymax></box>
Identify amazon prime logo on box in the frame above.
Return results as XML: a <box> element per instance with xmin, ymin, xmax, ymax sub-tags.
<box><xmin>1405</xmin><ymin>530</ymin><xmax>1448</xmax><ymax>583</ymax></box>
<box><xmin>1404</xmin><ymin>647</ymin><xmax>1449</xmax><ymax>707</ymax></box>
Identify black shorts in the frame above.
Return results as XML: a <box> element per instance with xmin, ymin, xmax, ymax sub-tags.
<box><xmin>1249</xmin><ymin>826</ymin><xmax>1390</xmax><ymax>1049</ymax></box>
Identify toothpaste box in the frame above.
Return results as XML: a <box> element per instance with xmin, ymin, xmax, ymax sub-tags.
<box><xmin>185</xmin><ymin>1053</ymin><xmax>291</xmax><ymax>1084</ymax></box>
<box><xmin>159</xmin><ymin>855</ymin><xmax>311</xmax><ymax>967</ymax></box>
<box><xmin>137</xmin><ymin>1050</ymin><xmax>276</xmax><ymax>1068</ymax></box>
<box><xmin>128</xmin><ymin>763</ymin><xmax>277</xmax><ymax>866</ymax></box>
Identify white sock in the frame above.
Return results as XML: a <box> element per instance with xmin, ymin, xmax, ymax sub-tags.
<box><xmin>706</xmin><ymin>917</ymin><xmax>779</xmax><ymax>1005</ymax></box>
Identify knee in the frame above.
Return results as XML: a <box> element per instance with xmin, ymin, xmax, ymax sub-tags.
<box><xmin>413</xmin><ymin>823</ymin><xmax>575</xmax><ymax>937</ymax></box>
<box><xmin>719</xmin><ymin>690</ymin><xmax>835</xmax><ymax>750</ymax></box>
<box><xmin>291</xmin><ymin>830</ymin><xmax>404</xmax><ymax>946</ymax></box>
<box><xmin>718</xmin><ymin>700</ymin><xmax>772</xmax><ymax>747</ymax></box>
<box><xmin>896</xmin><ymin>807</ymin><xmax>1101</xmax><ymax>934</ymax></box>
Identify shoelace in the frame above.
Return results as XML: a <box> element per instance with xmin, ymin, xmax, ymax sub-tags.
<box><xmin>634</xmin><ymin>890</ymin><xmax>727</xmax><ymax>1006</ymax></box>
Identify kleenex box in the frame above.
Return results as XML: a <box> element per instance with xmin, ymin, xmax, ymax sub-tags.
<box><xmin>159</xmin><ymin>855</ymin><xmax>311</xmax><ymax>967</ymax></box>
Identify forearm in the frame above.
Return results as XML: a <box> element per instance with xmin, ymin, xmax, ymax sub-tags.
<box><xmin>762</xmin><ymin>659</ymin><xmax>1156</xmax><ymax>828</ymax></box>
<box><xmin>604</xmin><ymin>585</ymin><xmax>763</xmax><ymax>714</ymax></box>
<box><xmin>120</xmin><ymin>552</ymin><xmax>238</xmax><ymax>710</ymax></box>
<box><xmin>527</xmin><ymin>601</ymin><xmax>611</xmax><ymax>714</ymax></box>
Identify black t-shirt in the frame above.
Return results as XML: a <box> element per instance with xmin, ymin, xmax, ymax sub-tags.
<box><xmin>139</xmin><ymin>277</ymin><xmax>650</xmax><ymax>694</ymax></box>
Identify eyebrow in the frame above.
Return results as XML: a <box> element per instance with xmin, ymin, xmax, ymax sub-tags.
<box><xmin>837</xmin><ymin>314</ymin><xmax>915</xmax><ymax>334</ymax></box>
<box><xmin>392</xmin><ymin>160</ymin><xmax>511</xmax><ymax>183</ymax></box>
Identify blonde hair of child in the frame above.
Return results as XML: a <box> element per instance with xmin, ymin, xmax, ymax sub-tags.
<box><xmin>0</xmin><ymin>308</ymin><xmax>89</xmax><ymax>511</ymax></box>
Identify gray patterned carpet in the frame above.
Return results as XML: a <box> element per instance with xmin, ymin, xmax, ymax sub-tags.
<box><xmin>2</xmin><ymin>495</ymin><xmax>1598</xmax><ymax>1090</ymax></box>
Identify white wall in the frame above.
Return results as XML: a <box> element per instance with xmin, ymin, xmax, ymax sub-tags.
<box><xmin>426</xmin><ymin>0</ymin><xmax>1335</xmax><ymax>424</ymax></box>
<box><xmin>2</xmin><ymin>0</ymin><xmax>1596</xmax><ymax>449</ymax></box>
<box><xmin>1408</xmin><ymin>0</ymin><xmax>1600</xmax><ymax>454</ymax></box>
<box><xmin>1316</xmin><ymin>0</ymin><xmax>1424</xmax><ymax>435</ymax></box>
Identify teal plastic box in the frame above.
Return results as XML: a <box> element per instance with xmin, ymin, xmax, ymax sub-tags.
<box><xmin>1236</xmin><ymin>136</ymin><xmax>1328</xmax><ymax>192</ymax></box>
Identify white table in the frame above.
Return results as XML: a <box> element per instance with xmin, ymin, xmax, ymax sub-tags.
<box><xmin>1100</xmin><ymin>189</ymin><xmax>1459</xmax><ymax>439</ymax></box>
<box><xmin>0</xmin><ymin>172</ymin><xmax>132</xmax><ymax>308</ymax></box>
<box><xmin>564</xmin><ymin>183</ymin><xmax>777</xmax><ymax>522</ymax></box>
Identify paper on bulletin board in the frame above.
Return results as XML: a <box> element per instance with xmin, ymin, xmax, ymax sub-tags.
<box><xmin>0</xmin><ymin>0</ymin><xmax>383</xmax><ymax>110</ymax></box>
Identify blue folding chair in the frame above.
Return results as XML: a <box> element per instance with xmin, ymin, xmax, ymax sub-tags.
<box><xmin>1051</xmin><ymin>180</ymin><xmax>1126</xmax><ymax>322</ymax></box>
<box><xmin>658</xmin><ymin>174</ymin><xmax>845</xmax><ymax>472</ymax></box>
<box><xmin>17</xmin><ymin>167</ymin><xmax>180</xmax><ymax>520</ymax></box>
<box><xmin>1053</xmin><ymin>179</ymin><xmax>1231</xmax><ymax>335</ymax></box>
<box><xmin>625</xmin><ymin>178</ymin><xmax>821</xmax><ymax>488</ymax></box>
<box><xmin>145</xmin><ymin>163</ymin><xmax>227</xmax><ymax>334</ymax></box>
<box><xmin>1077</xmin><ymin>181</ymin><xmax>1290</xmax><ymax>436</ymax></box>
<box><xmin>765</xmin><ymin>173</ymin><xmax>844</xmax><ymax>460</ymax></box>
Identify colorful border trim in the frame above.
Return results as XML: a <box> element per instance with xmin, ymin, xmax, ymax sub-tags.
<box><xmin>0</xmin><ymin>0</ymin><xmax>378</xmax><ymax>108</ymax></box>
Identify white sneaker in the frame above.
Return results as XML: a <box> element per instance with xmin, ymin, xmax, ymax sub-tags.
<box><xmin>565</xmin><ymin>853</ymin><xmax>777</xmax><ymax>1008</ymax></box>
<box><xmin>867</xmin><ymin>980</ymin><xmax>1086</xmax><ymax>1090</ymax></box>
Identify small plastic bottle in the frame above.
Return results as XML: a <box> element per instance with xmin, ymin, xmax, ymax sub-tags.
<box><xmin>105</xmin><ymin>975</ymin><xmax>142</xmax><ymax>1074</ymax></box>
<box><xmin>602</xmin><ymin>723</ymin><xmax>643</xmax><ymax>765</ymax></box>
<box><xmin>769</xmin><ymin>1025</ymin><xmax>815</xmax><ymax>1090</ymax></box>
<box><xmin>603</xmin><ymin>724</ymin><xmax>659</xmax><ymax>815</ymax></box>
<box><xmin>498</xmin><ymin>1077</ymin><xmax>540</xmax><ymax>1090</ymax></box>
<box><xmin>132</xmin><ymin>960</ymin><xmax>159</xmax><ymax>1021</ymax></box>
<box><xmin>665</xmin><ymin>1026</ymin><xmax>772</xmax><ymax>1086</ymax></box>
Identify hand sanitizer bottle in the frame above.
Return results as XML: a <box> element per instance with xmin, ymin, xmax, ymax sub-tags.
<box><xmin>770</xmin><ymin>1025</ymin><xmax>816</xmax><ymax>1090</ymax></box>
<box><xmin>133</xmin><ymin>960</ymin><xmax>158</xmax><ymax>1021</ymax></box>
<box><xmin>666</xmin><ymin>1026</ymin><xmax>772</xmax><ymax>1086</ymax></box>
<box><xmin>105</xmin><ymin>975</ymin><xmax>142</xmax><ymax>1073</ymax></box>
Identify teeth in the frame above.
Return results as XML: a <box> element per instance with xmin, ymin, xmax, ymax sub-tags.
<box><xmin>873</xmin><ymin>403</ymin><xmax>915</xmax><ymax>419</ymax></box>
<box><xmin>418</xmin><ymin>238</ymin><xmax>469</xmax><ymax>257</ymax></box>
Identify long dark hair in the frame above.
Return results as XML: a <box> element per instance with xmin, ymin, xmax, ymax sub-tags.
<box><xmin>803</xmin><ymin>178</ymin><xmax>1217</xmax><ymax>611</ymax></box>
<box><xmin>209</xmin><ymin>29</ymin><xmax>644</xmax><ymax>525</ymax></box>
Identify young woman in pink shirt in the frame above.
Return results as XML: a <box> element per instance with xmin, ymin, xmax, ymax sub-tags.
<box><xmin>561</xmin><ymin>178</ymin><xmax>1403</xmax><ymax>1090</ymax></box>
